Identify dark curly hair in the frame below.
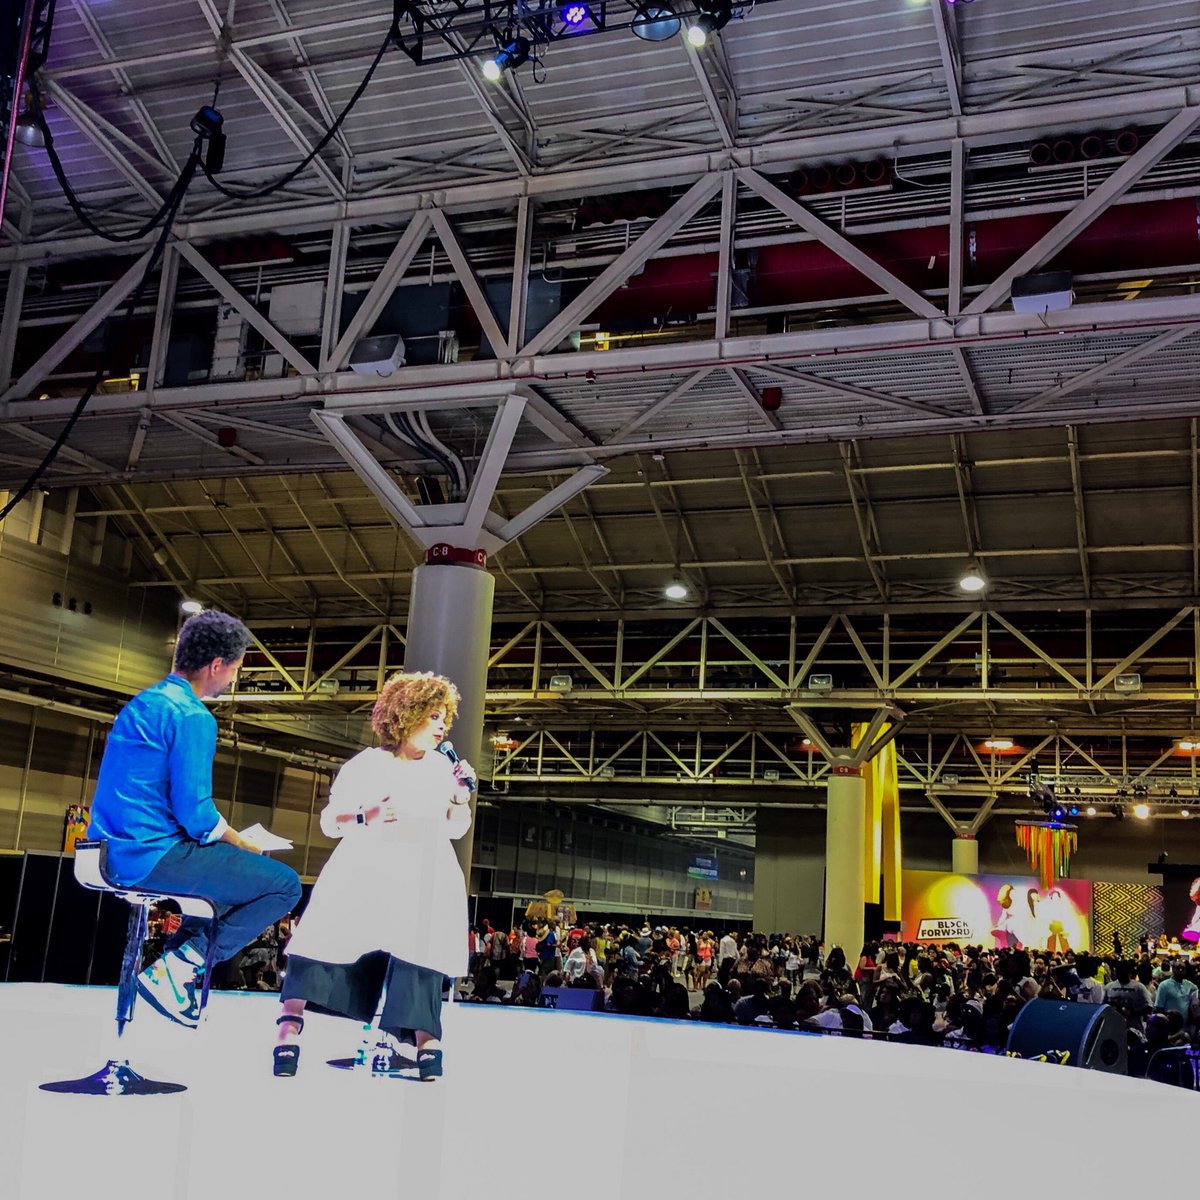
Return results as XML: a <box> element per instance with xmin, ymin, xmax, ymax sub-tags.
<box><xmin>174</xmin><ymin>610</ymin><xmax>251</xmax><ymax>674</ymax></box>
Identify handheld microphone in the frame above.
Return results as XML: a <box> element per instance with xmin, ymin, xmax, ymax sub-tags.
<box><xmin>437</xmin><ymin>739</ymin><xmax>476</xmax><ymax>792</ymax></box>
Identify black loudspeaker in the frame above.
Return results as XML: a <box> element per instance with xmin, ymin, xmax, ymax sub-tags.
<box><xmin>1006</xmin><ymin>1000</ymin><xmax>1127</xmax><ymax>1074</ymax></box>
<box><xmin>538</xmin><ymin>987</ymin><xmax>605</xmax><ymax>1012</ymax></box>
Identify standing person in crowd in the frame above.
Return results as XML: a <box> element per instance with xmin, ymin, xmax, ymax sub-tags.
<box><xmin>694</xmin><ymin>932</ymin><xmax>714</xmax><ymax>989</ymax></box>
<box><xmin>718</xmin><ymin>929</ymin><xmax>739</xmax><ymax>975</ymax></box>
<box><xmin>522</xmin><ymin>924</ymin><xmax>539</xmax><ymax>975</ymax></box>
<box><xmin>1155</xmin><ymin>959</ymin><xmax>1198</xmax><ymax>1022</ymax></box>
<box><xmin>563</xmin><ymin>936</ymin><xmax>604</xmax><ymax>986</ymax></box>
<box><xmin>537</xmin><ymin>920</ymin><xmax>562</xmax><ymax>980</ymax></box>
<box><xmin>88</xmin><ymin>609</ymin><xmax>301</xmax><ymax>1028</ymax></box>
<box><xmin>272</xmin><ymin>672</ymin><xmax>475</xmax><ymax>1082</ymax></box>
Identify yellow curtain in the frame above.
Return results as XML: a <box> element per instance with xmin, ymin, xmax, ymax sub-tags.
<box><xmin>852</xmin><ymin>723</ymin><xmax>903</xmax><ymax>920</ymax></box>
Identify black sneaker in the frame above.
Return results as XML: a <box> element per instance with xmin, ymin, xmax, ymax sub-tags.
<box><xmin>417</xmin><ymin>1049</ymin><xmax>443</xmax><ymax>1082</ymax></box>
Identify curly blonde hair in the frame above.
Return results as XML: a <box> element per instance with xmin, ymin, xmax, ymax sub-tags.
<box><xmin>371</xmin><ymin>671</ymin><xmax>460</xmax><ymax>751</ymax></box>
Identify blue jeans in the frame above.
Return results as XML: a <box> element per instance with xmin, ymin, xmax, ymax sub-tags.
<box><xmin>139</xmin><ymin>840</ymin><xmax>302</xmax><ymax>965</ymax></box>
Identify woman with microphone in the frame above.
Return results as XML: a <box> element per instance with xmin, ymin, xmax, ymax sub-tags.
<box><xmin>272</xmin><ymin>671</ymin><xmax>475</xmax><ymax>1081</ymax></box>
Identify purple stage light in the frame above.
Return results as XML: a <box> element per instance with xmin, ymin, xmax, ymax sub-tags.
<box><xmin>562</xmin><ymin>3</ymin><xmax>589</xmax><ymax>25</ymax></box>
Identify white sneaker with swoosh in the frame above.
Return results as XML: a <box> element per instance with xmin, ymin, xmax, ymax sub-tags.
<box><xmin>136</xmin><ymin>951</ymin><xmax>202</xmax><ymax>1028</ymax></box>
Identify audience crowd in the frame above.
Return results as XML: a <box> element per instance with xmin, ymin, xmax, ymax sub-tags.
<box><xmin>459</xmin><ymin>920</ymin><xmax>1200</xmax><ymax>1078</ymax></box>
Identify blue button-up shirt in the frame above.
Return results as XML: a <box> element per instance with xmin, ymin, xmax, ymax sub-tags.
<box><xmin>88</xmin><ymin>674</ymin><xmax>229</xmax><ymax>885</ymax></box>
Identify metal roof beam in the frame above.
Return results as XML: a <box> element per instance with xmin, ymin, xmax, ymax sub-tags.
<box><xmin>963</xmin><ymin>106</ymin><xmax>1200</xmax><ymax>316</ymax></box>
<box><xmin>521</xmin><ymin>174</ymin><xmax>722</xmax><ymax>357</ymax></box>
<box><xmin>10</xmin><ymin>83</ymin><xmax>1200</xmax><ymax>260</ymax></box>
<box><xmin>928</xmin><ymin>0</ymin><xmax>964</xmax><ymax>117</ymax></box>
<box><xmin>176</xmin><ymin>242</ymin><xmax>317</xmax><ymax>376</ymax></box>
<box><xmin>738</xmin><ymin>168</ymin><xmax>943</xmax><ymax>320</ymax></box>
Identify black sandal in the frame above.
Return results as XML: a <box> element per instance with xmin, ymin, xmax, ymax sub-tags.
<box><xmin>273</xmin><ymin>1014</ymin><xmax>304</xmax><ymax>1078</ymax></box>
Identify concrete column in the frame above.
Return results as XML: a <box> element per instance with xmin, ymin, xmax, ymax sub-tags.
<box><xmin>823</xmin><ymin>764</ymin><xmax>866</xmax><ymax>956</ymax></box>
<box><xmin>952</xmin><ymin>832</ymin><xmax>979</xmax><ymax>875</ymax></box>
<box><xmin>403</xmin><ymin>557</ymin><xmax>495</xmax><ymax>881</ymax></box>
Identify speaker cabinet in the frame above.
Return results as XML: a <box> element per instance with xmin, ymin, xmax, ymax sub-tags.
<box><xmin>1006</xmin><ymin>1000</ymin><xmax>1127</xmax><ymax>1074</ymax></box>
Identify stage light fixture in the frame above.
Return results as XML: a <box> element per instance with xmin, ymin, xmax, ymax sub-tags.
<box><xmin>1067</xmin><ymin>804</ymin><xmax>1079</xmax><ymax>817</ymax></box>
<box><xmin>483</xmin><ymin>35</ymin><xmax>531</xmax><ymax>81</ymax></box>
<box><xmin>1133</xmin><ymin>802</ymin><xmax>1151</xmax><ymax>820</ymax></box>
<box><xmin>631</xmin><ymin>2</ymin><xmax>681</xmax><ymax>40</ymax></box>
<box><xmin>1111</xmin><ymin>803</ymin><xmax>1125</xmax><ymax>821</ymax></box>
<box><xmin>984</xmin><ymin>737</ymin><xmax>1013</xmax><ymax>751</ymax></box>
<box><xmin>1178</xmin><ymin>739</ymin><xmax>1198</xmax><ymax>751</ymax></box>
<box><xmin>15</xmin><ymin>101</ymin><xmax>45</xmax><ymax>148</ymax></box>
<box><xmin>664</xmin><ymin>581</ymin><xmax>689</xmax><ymax>600</ymax></box>
<box><xmin>958</xmin><ymin>564</ymin><xmax>986</xmax><ymax>592</ymax></box>
<box><xmin>562</xmin><ymin>3</ymin><xmax>589</xmax><ymax>25</ymax></box>
<box><xmin>1182</xmin><ymin>809</ymin><xmax>1192</xmax><ymax>818</ymax></box>
<box><xmin>1086</xmin><ymin>805</ymin><xmax>1097</xmax><ymax>816</ymax></box>
<box><xmin>180</xmin><ymin>599</ymin><xmax>204</xmax><ymax>615</ymax></box>
<box><xmin>687</xmin><ymin>0</ymin><xmax>732</xmax><ymax>47</ymax></box>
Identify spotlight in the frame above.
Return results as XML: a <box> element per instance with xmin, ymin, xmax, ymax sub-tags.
<box><xmin>1133</xmin><ymin>802</ymin><xmax>1151</xmax><ymax>820</ymax></box>
<box><xmin>1182</xmin><ymin>809</ymin><xmax>1191</xmax><ymax>818</ymax></box>
<box><xmin>1051</xmin><ymin>805</ymin><xmax>1066</xmax><ymax>822</ymax></box>
<box><xmin>1178</xmin><ymin>740</ymin><xmax>1198</xmax><ymax>752</ymax></box>
<box><xmin>984</xmin><ymin>737</ymin><xmax>1014</xmax><ymax>751</ymax></box>
<box><xmin>483</xmin><ymin>35</ymin><xmax>531</xmax><ymax>81</ymax></box>
<box><xmin>958</xmin><ymin>564</ymin><xmax>986</xmax><ymax>593</ymax></box>
<box><xmin>15</xmin><ymin>100</ymin><xmax>45</xmax><ymax>148</ymax></box>
<box><xmin>687</xmin><ymin>0</ymin><xmax>732</xmax><ymax>47</ymax></box>
<box><xmin>1086</xmin><ymin>806</ymin><xmax>1097</xmax><ymax>817</ymax></box>
<box><xmin>561</xmin><ymin>3</ymin><xmax>589</xmax><ymax>25</ymax></box>
<box><xmin>180</xmin><ymin>599</ymin><xmax>204</xmax><ymax>615</ymax></box>
<box><xmin>631</xmin><ymin>2</ymin><xmax>681</xmax><ymax>41</ymax></box>
<box><xmin>1067</xmin><ymin>804</ymin><xmax>1079</xmax><ymax>817</ymax></box>
<box><xmin>664</xmin><ymin>582</ymin><xmax>689</xmax><ymax>601</ymax></box>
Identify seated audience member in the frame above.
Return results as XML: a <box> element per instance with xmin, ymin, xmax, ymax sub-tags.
<box><xmin>697</xmin><ymin>983</ymin><xmax>735</xmax><ymax>1024</ymax></box>
<box><xmin>1104</xmin><ymin>960</ymin><xmax>1154</xmax><ymax>1015</ymax></box>
<box><xmin>733</xmin><ymin>976</ymin><xmax>773</xmax><ymax>1026</ymax></box>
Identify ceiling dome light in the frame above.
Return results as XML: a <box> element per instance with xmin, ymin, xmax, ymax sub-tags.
<box><xmin>482</xmin><ymin>35</ymin><xmax>531</xmax><ymax>82</ymax></box>
<box><xmin>180</xmin><ymin>599</ymin><xmax>204</xmax><ymax>615</ymax></box>
<box><xmin>631</xmin><ymin>2</ymin><xmax>681</xmax><ymax>41</ymax></box>
<box><xmin>958</xmin><ymin>564</ymin><xmax>986</xmax><ymax>592</ymax></box>
<box><xmin>1133</xmin><ymin>802</ymin><xmax>1151</xmax><ymax>820</ymax></box>
<box><xmin>664</xmin><ymin>582</ymin><xmax>689</xmax><ymax>600</ymax></box>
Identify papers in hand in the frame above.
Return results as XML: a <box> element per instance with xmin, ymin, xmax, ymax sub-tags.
<box><xmin>239</xmin><ymin>823</ymin><xmax>294</xmax><ymax>852</ymax></box>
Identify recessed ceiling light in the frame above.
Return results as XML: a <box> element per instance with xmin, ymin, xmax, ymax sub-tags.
<box><xmin>664</xmin><ymin>582</ymin><xmax>689</xmax><ymax>600</ymax></box>
<box><xmin>958</xmin><ymin>565</ymin><xmax>986</xmax><ymax>593</ymax></box>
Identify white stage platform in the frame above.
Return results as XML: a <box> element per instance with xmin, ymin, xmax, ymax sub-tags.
<box><xmin>0</xmin><ymin>983</ymin><xmax>1196</xmax><ymax>1199</ymax></box>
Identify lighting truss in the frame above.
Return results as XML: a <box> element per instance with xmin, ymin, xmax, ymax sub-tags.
<box><xmin>389</xmin><ymin>0</ymin><xmax>775</xmax><ymax>67</ymax></box>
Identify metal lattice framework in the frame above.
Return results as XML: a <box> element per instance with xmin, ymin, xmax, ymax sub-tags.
<box><xmin>5</xmin><ymin>0</ymin><xmax>1200</xmax><ymax>843</ymax></box>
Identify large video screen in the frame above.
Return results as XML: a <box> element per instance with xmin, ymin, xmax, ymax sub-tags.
<box><xmin>901</xmin><ymin>870</ymin><xmax>1092</xmax><ymax>951</ymax></box>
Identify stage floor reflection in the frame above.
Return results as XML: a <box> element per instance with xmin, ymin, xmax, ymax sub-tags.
<box><xmin>0</xmin><ymin>982</ymin><xmax>1195</xmax><ymax>1199</ymax></box>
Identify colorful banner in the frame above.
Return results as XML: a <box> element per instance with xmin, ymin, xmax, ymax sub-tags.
<box><xmin>901</xmin><ymin>870</ymin><xmax>1092</xmax><ymax>951</ymax></box>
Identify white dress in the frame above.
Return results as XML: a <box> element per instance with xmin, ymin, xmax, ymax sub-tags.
<box><xmin>285</xmin><ymin>746</ymin><xmax>472</xmax><ymax>978</ymax></box>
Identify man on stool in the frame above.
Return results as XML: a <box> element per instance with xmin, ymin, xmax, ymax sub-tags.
<box><xmin>88</xmin><ymin>610</ymin><xmax>302</xmax><ymax>1027</ymax></box>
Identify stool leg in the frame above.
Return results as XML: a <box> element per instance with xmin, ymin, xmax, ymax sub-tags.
<box><xmin>40</xmin><ymin>900</ymin><xmax>187</xmax><ymax>1095</ymax></box>
<box><xmin>116</xmin><ymin>903</ymin><xmax>149</xmax><ymax>1037</ymax></box>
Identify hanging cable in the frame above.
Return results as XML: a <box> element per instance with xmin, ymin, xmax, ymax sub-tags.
<box><xmin>0</xmin><ymin>142</ymin><xmax>201</xmax><ymax>522</ymax></box>
<box><xmin>411</xmin><ymin>410</ymin><xmax>469</xmax><ymax>497</ymax></box>
<box><xmin>198</xmin><ymin>21</ymin><xmax>397</xmax><ymax>201</ymax></box>
<box><xmin>25</xmin><ymin>75</ymin><xmax>197</xmax><ymax>244</ymax></box>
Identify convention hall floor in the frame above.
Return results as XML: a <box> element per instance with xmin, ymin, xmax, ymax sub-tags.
<box><xmin>0</xmin><ymin>983</ymin><xmax>1194</xmax><ymax>1198</ymax></box>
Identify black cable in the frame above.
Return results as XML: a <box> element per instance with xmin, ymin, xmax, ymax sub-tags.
<box><xmin>27</xmin><ymin>76</ymin><xmax>192</xmax><ymax>244</ymax></box>
<box><xmin>0</xmin><ymin>145</ymin><xmax>200</xmax><ymax>523</ymax></box>
<box><xmin>199</xmin><ymin>24</ymin><xmax>396</xmax><ymax>201</ymax></box>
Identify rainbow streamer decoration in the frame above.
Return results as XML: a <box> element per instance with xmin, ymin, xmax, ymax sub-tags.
<box><xmin>1015</xmin><ymin>820</ymin><xmax>1078</xmax><ymax>890</ymax></box>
